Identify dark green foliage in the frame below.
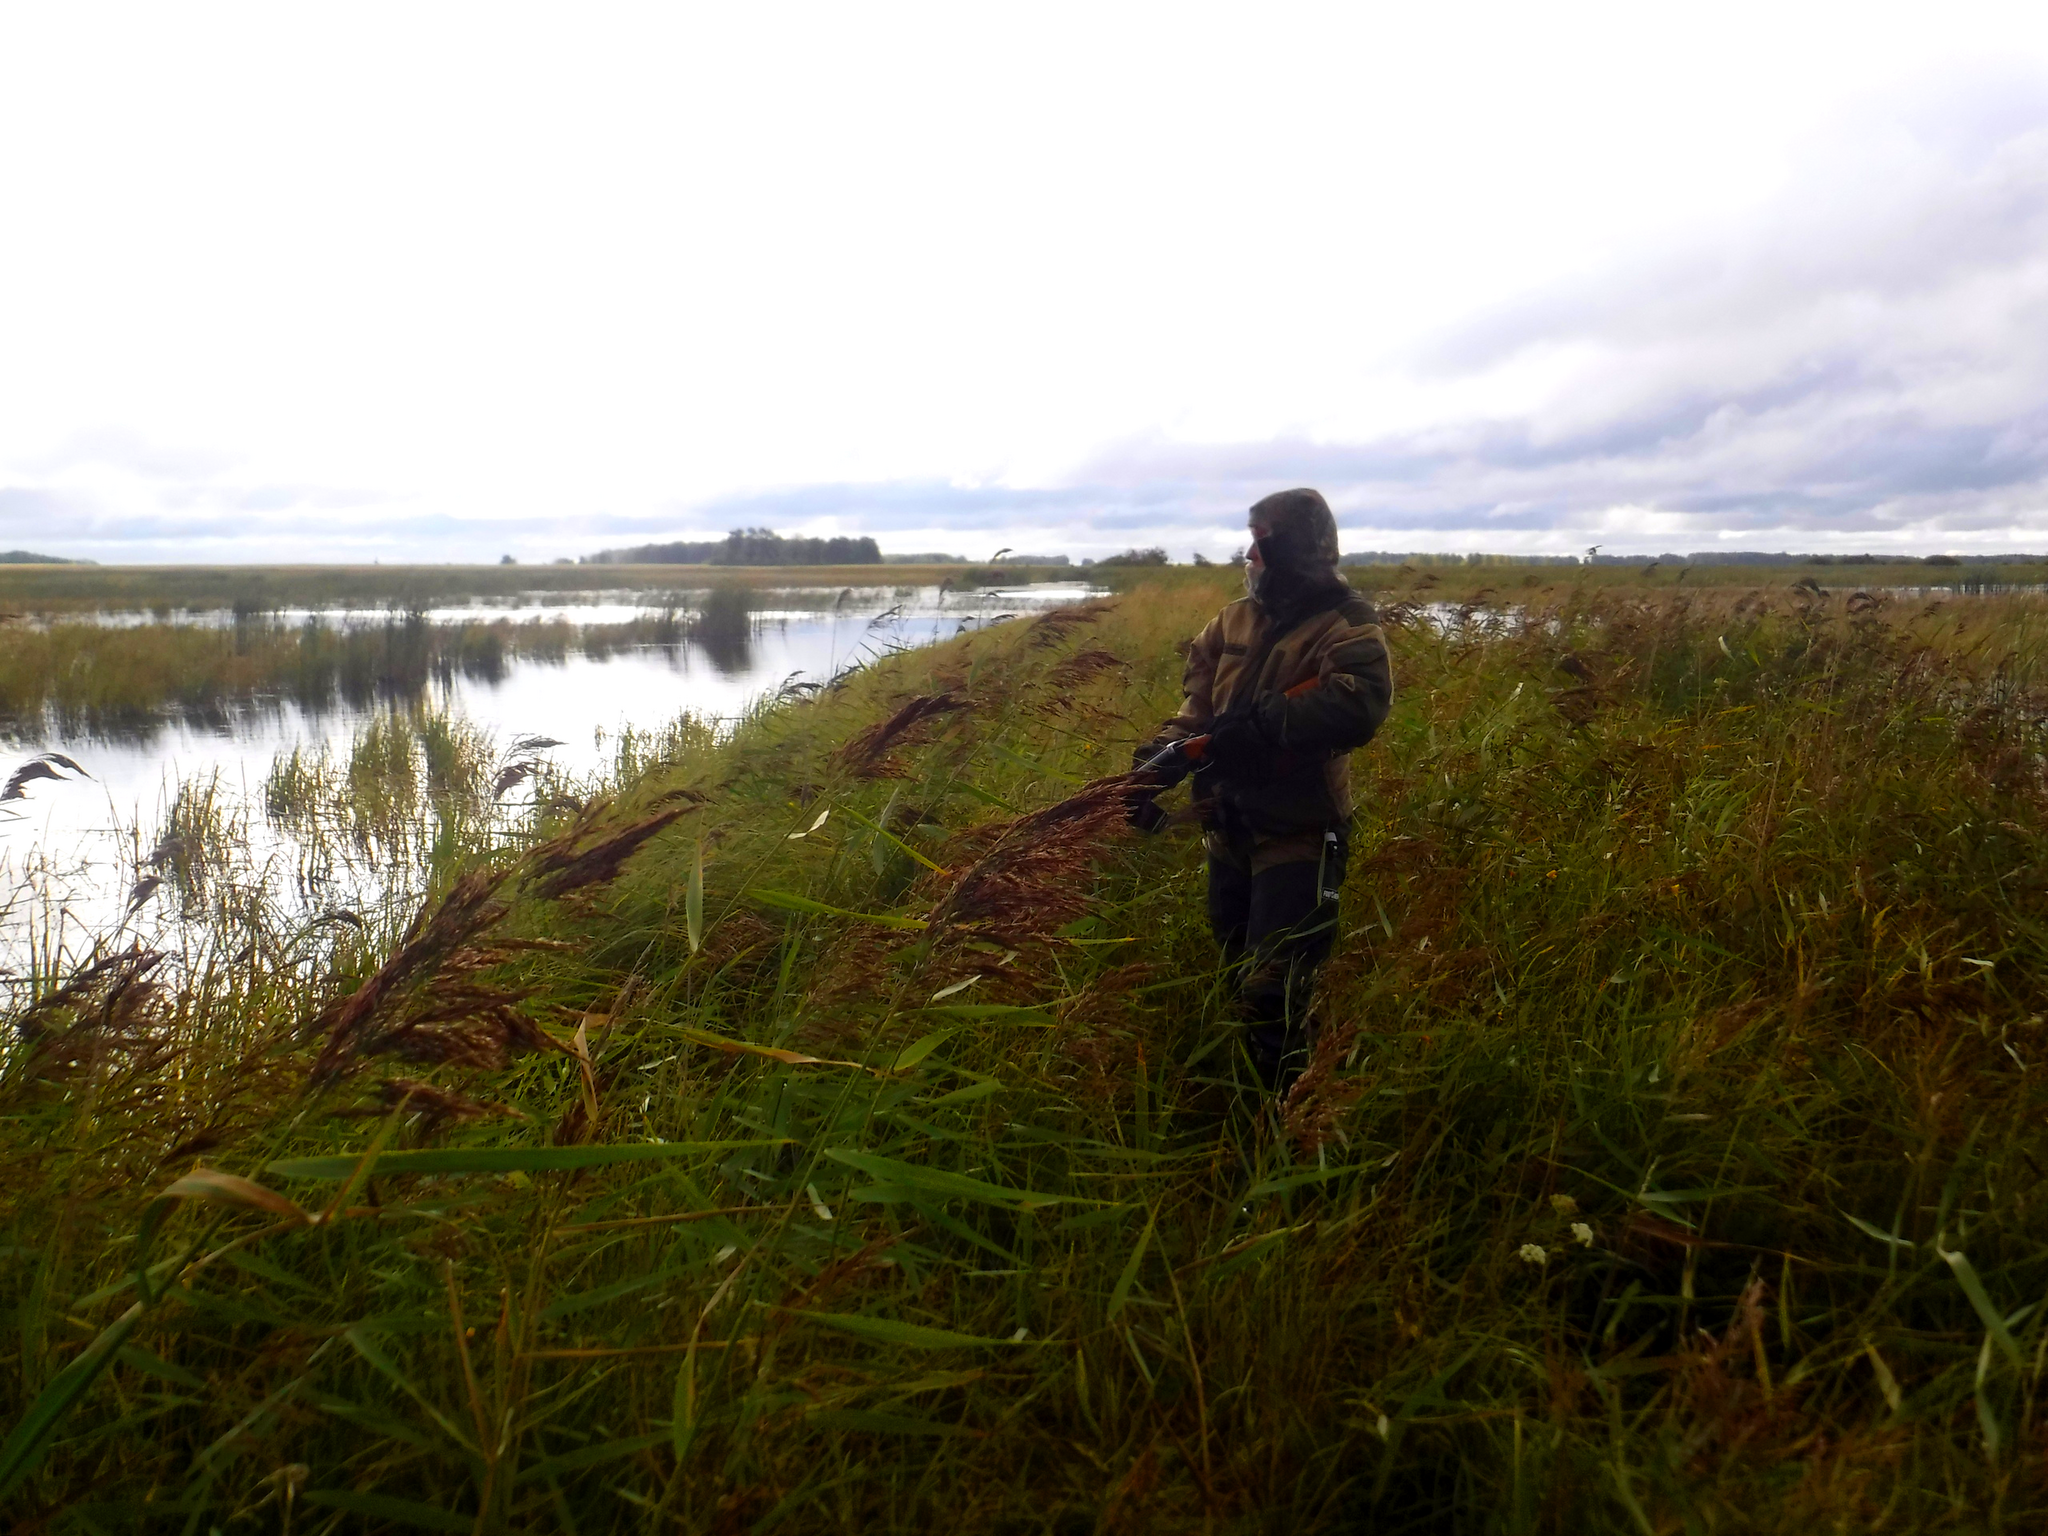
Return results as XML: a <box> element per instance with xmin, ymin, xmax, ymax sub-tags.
<box><xmin>589</xmin><ymin>530</ymin><xmax>883</xmax><ymax>566</ymax></box>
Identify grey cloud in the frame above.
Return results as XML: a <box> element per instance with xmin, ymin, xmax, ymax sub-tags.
<box><xmin>1053</xmin><ymin>90</ymin><xmax>2048</xmax><ymax>552</ymax></box>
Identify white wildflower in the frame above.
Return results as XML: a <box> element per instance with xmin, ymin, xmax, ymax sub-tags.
<box><xmin>1517</xmin><ymin>1243</ymin><xmax>1548</xmax><ymax>1266</ymax></box>
<box><xmin>1571</xmin><ymin>1222</ymin><xmax>1594</xmax><ymax>1247</ymax></box>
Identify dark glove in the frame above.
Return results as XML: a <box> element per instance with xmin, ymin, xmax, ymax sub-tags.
<box><xmin>1129</xmin><ymin>736</ymin><xmax>1198</xmax><ymax>790</ymax></box>
<box><xmin>1125</xmin><ymin>740</ymin><xmax>1173</xmax><ymax>832</ymax></box>
<box><xmin>1201</xmin><ymin>707</ymin><xmax>1271</xmax><ymax>778</ymax></box>
<box><xmin>1124</xmin><ymin>793</ymin><xmax>1168</xmax><ymax>833</ymax></box>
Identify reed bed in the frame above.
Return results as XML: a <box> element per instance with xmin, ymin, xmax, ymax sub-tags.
<box><xmin>5</xmin><ymin>573</ymin><xmax>2048</xmax><ymax>1531</ymax></box>
<box><xmin>0</xmin><ymin>613</ymin><xmax>724</xmax><ymax>734</ymax></box>
<box><xmin>1256</xmin><ymin>559</ymin><xmax>2048</xmax><ymax>612</ymax></box>
<box><xmin>0</xmin><ymin>565</ymin><xmax>1046</xmax><ymax>618</ymax></box>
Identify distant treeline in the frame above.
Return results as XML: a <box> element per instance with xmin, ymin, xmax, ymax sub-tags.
<box><xmin>1340</xmin><ymin>551</ymin><xmax>2043</xmax><ymax>568</ymax></box>
<box><xmin>1341</xmin><ymin>552</ymin><xmax>1581</xmax><ymax>567</ymax></box>
<box><xmin>584</xmin><ymin>529</ymin><xmax>881</xmax><ymax>566</ymax></box>
<box><xmin>0</xmin><ymin>550</ymin><xmax>88</xmax><ymax>565</ymax></box>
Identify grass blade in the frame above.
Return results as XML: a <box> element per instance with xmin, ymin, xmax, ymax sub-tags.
<box><xmin>113</xmin><ymin>1344</ymin><xmax>205</xmax><ymax>1390</ymax></box>
<box><xmin>787</xmin><ymin>1310</ymin><xmax>1028</xmax><ymax>1350</ymax></box>
<box><xmin>685</xmin><ymin>836</ymin><xmax>705</xmax><ymax>953</ymax></box>
<box><xmin>748</xmin><ymin>887</ymin><xmax>928</xmax><ymax>930</ymax></box>
<box><xmin>538</xmin><ymin>1265</ymin><xmax>684</xmax><ymax>1321</ymax></box>
<box><xmin>680</xmin><ymin>1027</ymin><xmax>885</xmax><ymax>1075</ymax></box>
<box><xmin>268</xmin><ymin>1140</ymin><xmax>785</xmax><ymax>1181</ymax></box>
<box><xmin>1938</xmin><ymin>1242</ymin><xmax>2023</xmax><ymax>1368</ymax></box>
<box><xmin>0</xmin><ymin>1300</ymin><xmax>145</xmax><ymax>1498</ymax></box>
<box><xmin>825</xmin><ymin>1148</ymin><xmax>1069</xmax><ymax>1209</ymax></box>
<box><xmin>160</xmin><ymin>1169</ymin><xmax>310</xmax><ymax>1224</ymax></box>
<box><xmin>920</xmin><ymin>1079</ymin><xmax>1004</xmax><ymax>1109</ymax></box>
<box><xmin>1107</xmin><ymin>1208</ymin><xmax>1156</xmax><ymax>1319</ymax></box>
<box><xmin>805</xmin><ymin>1408</ymin><xmax>976</xmax><ymax>1436</ymax></box>
<box><xmin>837</xmin><ymin>802</ymin><xmax>946</xmax><ymax>874</ymax></box>
<box><xmin>322</xmin><ymin>1100</ymin><xmax>409</xmax><ymax>1223</ymax></box>
<box><xmin>891</xmin><ymin>1030</ymin><xmax>954</xmax><ymax>1073</ymax></box>
<box><xmin>514</xmin><ymin>1430</ymin><xmax>669</xmax><ymax>1483</ymax></box>
<box><xmin>1843</xmin><ymin>1211</ymin><xmax>1915</xmax><ymax>1250</ymax></box>
<box><xmin>917</xmin><ymin>1003</ymin><xmax>1057</xmax><ymax>1024</ymax></box>
<box><xmin>300</xmin><ymin>1489</ymin><xmax>474</xmax><ymax>1532</ymax></box>
<box><xmin>342</xmin><ymin>1327</ymin><xmax>480</xmax><ymax>1455</ymax></box>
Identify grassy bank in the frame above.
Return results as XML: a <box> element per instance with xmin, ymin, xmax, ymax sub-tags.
<box><xmin>6</xmin><ymin>572</ymin><xmax>2048</xmax><ymax>1530</ymax></box>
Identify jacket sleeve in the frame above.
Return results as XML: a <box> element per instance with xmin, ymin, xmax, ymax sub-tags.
<box><xmin>1267</xmin><ymin>601</ymin><xmax>1392</xmax><ymax>754</ymax></box>
<box><xmin>1153</xmin><ymin>615</ymin><xmax>1223</xmax><ymax>742</ymax></box>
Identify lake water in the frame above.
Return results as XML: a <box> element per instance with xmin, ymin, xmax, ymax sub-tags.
<box><xmin>0</xmin><ymin>582</ymin><xmax>1100</xmax><ymax>981</ymax></box>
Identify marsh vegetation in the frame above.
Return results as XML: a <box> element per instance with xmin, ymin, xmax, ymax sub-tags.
<box><xmin>5</xmin><ymin>567</ymin><xmax>2048</xmax><ymax>1529</ymax></box>
<box><xmin>0</xmin><ymin>576</ymin><xmax>1096</xmax><ymax>990</ymax></box>
<box><xmin>0</xmin><ymin>562</ymin><xmax>1080</xmax><ymax>619</ymax></box>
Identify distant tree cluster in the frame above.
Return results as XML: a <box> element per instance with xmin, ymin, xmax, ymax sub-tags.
<box><xmin>1096</xmin><ymin>547</ymin><xmax>1170</xmax><ymax>567</ymax></box>
<box><xmin>1340</xmin><ymin>552</ymin><xmax>1579</xmax><ymax>567</ymax></box>
<box><xmin>584</xmin><ymin>529</ymin><xmax>882</xmax><ymax>566</ymax></box>
<box><xmin>1336</xmin><ymin>550</ymin><xmax>2042</xmax><ymax>568</ymax></box>
<box><xmin>0</xmin><ymin>550</ymin><xmax>87</xmax><ymax>565</ymax></box>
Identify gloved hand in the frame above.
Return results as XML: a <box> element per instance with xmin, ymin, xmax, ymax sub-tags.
<box><xmin>1124</xmin><ymin>793</ymin><xmax>1168</xmax><ymax>833</ymax></box>
<box><xmin>1201</xmin><ymin>705</ymin><xmax>1271</xmax><ymax>778</ymax></box>
<box><xmin>1126</xmin><ymin>739</ymin><xmax>1174</xmax><ymax>832</ymax></box>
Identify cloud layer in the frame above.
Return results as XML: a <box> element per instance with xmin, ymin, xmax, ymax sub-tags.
<box><xmin>3</xmin><ymin>29</ymin><xmax>2047</xmax><ymax>563</ymax></box>
<box><xmin>617</xmin><ymin>99</ymin><xmax>2048</xmax><ymax>565</ymax></box>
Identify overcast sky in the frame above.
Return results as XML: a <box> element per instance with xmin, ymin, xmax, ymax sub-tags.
<box><xmin>4</xmin><ymin>3</ymin><xmax>2048</xmax><ymax>564</ymax></box>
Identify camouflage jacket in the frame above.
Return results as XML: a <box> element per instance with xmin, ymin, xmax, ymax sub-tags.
<box><xmin>1156</xmin><ymin>588</ymin><xmax>1393</xmax><ymax>843</ymax></box>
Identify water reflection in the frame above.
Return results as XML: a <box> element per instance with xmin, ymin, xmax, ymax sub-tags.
<box><xmin>690</xmin><ymin>586</ymin><xmax>754</xmax><ymax>676</ymax></box>
<box><xmin>0</xmin><ymin>582</ymin><xmax>1101</xmax><ymax>741</ymax></box>
<box><xmin>0</xmin><ymin>582</ymin><xmax>1100</xmax><ymax>979</ymax></box>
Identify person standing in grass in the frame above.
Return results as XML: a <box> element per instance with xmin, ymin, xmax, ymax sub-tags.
<box><xmin>1129</xmin><ymin>488</ymin><xmax>1393</xmax><ymax>1091</ymax></box>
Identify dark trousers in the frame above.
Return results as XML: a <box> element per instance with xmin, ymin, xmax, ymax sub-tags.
<box><xmin>1206</xmin><ymin>828</ymin><xmax>1347</xmax><ymax>1088</ymax></box>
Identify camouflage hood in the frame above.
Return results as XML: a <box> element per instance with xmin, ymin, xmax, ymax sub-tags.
<box><xmin>1246</xmin><ymin>488</ymin><xmax>1347</xmax><ymax>622</ymax></box>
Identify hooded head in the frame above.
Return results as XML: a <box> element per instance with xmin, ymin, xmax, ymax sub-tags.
<box><xmin>1245</xmin><ymin>488</ymin><xmax>1343</xmax><ymax>614</ymax></box>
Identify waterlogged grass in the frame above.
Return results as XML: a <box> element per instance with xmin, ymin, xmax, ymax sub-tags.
<box><xmin>0</xmin><ymin>611</ymin><xmax>715</xmax><ymax>733</ymax></box>
<box><xmin>0</xmin><ymin>563</ymin><xmax>1068</xmax><ymax>618</ymax></box>
<box><xmin>7</xmin><ymin>574</ymin><xmax>2048</xmax><ymax>1529</ymax></box>
<box><xmin>1325</xmin><ymin>558</ymin><xmax>2048</xmax><ymax>610</ymax></box>
<box><xmin>0</xmin><ymin>570</ymin><xmax>1062</xmax><ymax>731</ymax></box>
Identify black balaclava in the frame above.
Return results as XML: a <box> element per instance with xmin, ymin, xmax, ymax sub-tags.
<box><xmin>1245</xmin><ymin>487</ymin><xmax>1345</xmax><ymax>620</ymax></box>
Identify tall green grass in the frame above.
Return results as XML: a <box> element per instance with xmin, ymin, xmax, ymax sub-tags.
<box><xmin>5</xmin><ymin>575</ymin><xmax>2048</xmax><ymax>1530</ymax></box>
